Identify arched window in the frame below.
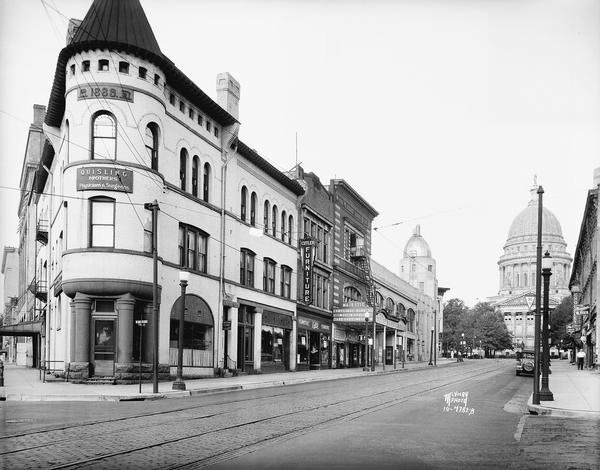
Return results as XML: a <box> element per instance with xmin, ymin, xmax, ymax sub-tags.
<box><xmin>91</xmin><ymin>112</ymin><xmax>116</xmax><ymax>160</ymax></box>
<box><xmin>192</xmin><ymin>156</ymin><xmax>199</xmax><ymax>197</ymax></box>
<box><xmin>288</xmin><ymin>214</ymin><xmax>294</xmax><ymax>245</ymax></box>
<box><xmin>145</xmin><ymin>123</ymin><xmax>159</xmax><ymax>171</ymax></box>
<box><xmin>281</xmin><ymin>210</ymin><xmax>287</xmax><ymax>241</ymax></box>
<box><xmin>386</xmin><ymin>297</ymin><xmax>395</xmax><ymax>312</ymax></box>
<box><xmin>250</xmin><ymin>192</ymin><xmax>257</xmax><ymax>226</ymax></box>
<box><xmin>203</xmin><ymin>163</ymin><xmax>210</xmax><ymax>202</ymax></box>
<box><xmin>397</xmin><ymin>303</ymin><xmax>406</xmax><ymax>320</ymax></box>
<box><xmin>375</xmin><ymin>292</ymin><xmax>384</xmax><ymax>307</ymax></box>
<box><xmin>343</xmin><ymin>286</ymin><xmax>362</xmax><ymax>303</ymax></box>
<box><xmin>240</xmin><ymin>186</ymin><xmax>248</xmax><ymax>221</ymax></box>
<box><xmin>272</xmin><ymin>205</ymin><xmax>278</xmax><ymax>237</ymax></box>
<box><xmin>264</xmin><ymin>200</ymin><xmax>270</xmax><ymax>234</ymax></box>
<box><xmin>179</xmin><ymin>148</ymin><xmax>188</xmax><ymax>191</ymax></box>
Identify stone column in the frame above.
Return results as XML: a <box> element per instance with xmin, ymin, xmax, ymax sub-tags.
<box><xmin>69</xmin><ymin>300</ymin><xmax>76</xmax><ymax>363</ymax></box>
<box><xmin>72</xmin><ymin>293</ymin><xmax>91</xmax><ymax>379</ymax></box>
<box><xmin>116</xmin><ymin>294</ymin><xmax>135</xmax><ymax>365</ymax></box>
<box><xmin>228</xmin><ymin>306</ymin><xmax>238</xmax><ymax>369</ymax></box>
<box><xmin>253</xmin><ymin>308</ymin><xmax>263</xmax><ymax>372</ymax></box>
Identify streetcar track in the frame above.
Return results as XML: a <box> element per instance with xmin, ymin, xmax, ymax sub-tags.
<box><xmin>2</xmin><ymin>363</ymin><xmax>503</xmax><ymax>470</ymax></box>
<box><xmin>175</xmin><ymin>366</ymin><xmax>504</xmax><ymax>469</ymax></box>
<box><xmin>0</xmin><ymin>388</ymin><xmax>304</xmax><ymax>440</ymax></box>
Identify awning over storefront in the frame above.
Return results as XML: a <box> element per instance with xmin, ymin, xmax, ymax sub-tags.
<box><xmin>0</xmin><ymin>320</ymin><xmax>43</xmax><ymax>336</ymax></box>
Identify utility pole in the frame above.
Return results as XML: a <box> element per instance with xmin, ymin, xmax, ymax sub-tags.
<box><xmin>144</xmin><ymin>200</ymin><xmax>160</xmax><ymax>394</ymax></box>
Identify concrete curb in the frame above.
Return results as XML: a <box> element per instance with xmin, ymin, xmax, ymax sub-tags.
<box><xmin>527</xmin><ymin>396</ymin><xmax>600</xmax><ymax>420</ymax></box>
<box><xmin>0</xmin><ymin>361</ymin><xmax>457</xmax><ymax>402</ymax></box>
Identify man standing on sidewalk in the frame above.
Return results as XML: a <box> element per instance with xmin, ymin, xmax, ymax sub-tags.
<box><xmin>576</xmin><ymin>348</ymin><xmax>585</xmax><ymax>370</ymax></box>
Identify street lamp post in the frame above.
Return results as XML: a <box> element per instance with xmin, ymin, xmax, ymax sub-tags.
<box><xmin>172</xmin><ymin>271</ymin><xmax>189</xmax><ymax>391</ymax></box>
<box><xmin>363</xmin><ymin>311</ymin><xmax>369</xmax><ymax>371</ymax></box>
<box><xmin>540</xmin><ymin>251</ymin><xmax>554</xmax><ymax>401</ymax></box>
<box><xmin>428</xmin><ymin>326</ymin><xmax>434</xmax><ymax>366</ymax></box>
<box><xmin>533</xmin><ymin>185</ymin><xmax>544</xmax><ymax>405</ymax></box>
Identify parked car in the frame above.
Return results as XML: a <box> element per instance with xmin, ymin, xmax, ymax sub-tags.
<box><xmin>516</xmin><ymin>350</ymin><xmax>535</xmax><ymax>376</ymax></box>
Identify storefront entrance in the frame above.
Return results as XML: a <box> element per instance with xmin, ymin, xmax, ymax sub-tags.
<box><xmin>93</xmin><ymin>318</ymin><xmax>115</xmax><ymax>377</ymax></box>
<box><xmin>237</xmin><ymin>305</ymin><xmax>254</xmax><ymax>372</ymax></box>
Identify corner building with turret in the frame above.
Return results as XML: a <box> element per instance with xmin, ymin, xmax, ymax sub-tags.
<box><xmin>27</xmin><ymin>0</ymin><xmax>303</xmax><ymax>382</ymax></box>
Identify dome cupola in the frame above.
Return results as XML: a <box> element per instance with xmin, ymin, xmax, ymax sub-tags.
<box><xmin>403</xmin><ymin>224</ymin><xmax>432</xmax><ymax>258</ymax></box>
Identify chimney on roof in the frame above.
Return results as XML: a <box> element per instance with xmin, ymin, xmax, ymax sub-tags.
<box><xmin>66</xmin><ymin>18</ymin><xmax>82</xmax><ymax>45</ymax></box>
<box><xmin>216</xmin><ymin>72</ymin><xmax>240</xmax><ymax>120</ymax></box>
<box><xmin>594</xmin><ymin>168</ymin><xmax>600</xmax><ymax>188</ymax></box>
<box><xmin>33</xmin><ymin>104</ymin><xmax>46</xmax><ymax>127</ymax></box>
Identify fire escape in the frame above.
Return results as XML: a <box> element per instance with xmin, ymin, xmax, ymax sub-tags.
<box><xmin>349</xmin><ymin>243</ymin><xmax>376</xmax><ymax>307</ymax></box>
<box><xmin>32</xmin><ymin>219</ymin><xmax>49</xmax><ymax>321</ymax></box>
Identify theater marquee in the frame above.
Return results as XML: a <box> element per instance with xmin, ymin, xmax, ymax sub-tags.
<box><xmin>77</xmin><ymin>166</ymin><xmax>134</xmax><ymax>193</ymax></box>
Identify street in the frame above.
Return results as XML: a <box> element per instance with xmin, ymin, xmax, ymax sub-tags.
<box><xmin>1</xmin><ymin>360</ymin><xmax>598</xmax><ymax>470</ymax></box>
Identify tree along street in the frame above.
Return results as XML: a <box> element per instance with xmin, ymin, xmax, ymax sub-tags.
<box><xmin>1</xmin><ymin>360</ymin><xmax>597</xmax><ymax>469</ymax></box>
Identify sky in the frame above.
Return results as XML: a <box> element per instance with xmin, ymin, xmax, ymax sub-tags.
<box><xmin>0</xmin><ymin>0</ymin><xmax>598</xmax><ymax>308</ymax></box>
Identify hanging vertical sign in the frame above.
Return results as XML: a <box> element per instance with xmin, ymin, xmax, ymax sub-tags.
<box><xmin>300</xmin><ymin>238</ymin><xmax>317</xmax><ymax>304</ymax></box>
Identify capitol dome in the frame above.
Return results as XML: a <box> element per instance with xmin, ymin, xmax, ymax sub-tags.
<box><xmin>494</xmin><ymin>179</ymin><xmax>572</xmax><ymax>300</ymax></box>
<box><xmin>507</xmin><ymin>187</ymin><xmax>563</xmax><ymax>240</ymax></box>
<box><xmin>403</xmin><ymin>225</ymin><xmax>432</xmax><ymax>258</ymax></box>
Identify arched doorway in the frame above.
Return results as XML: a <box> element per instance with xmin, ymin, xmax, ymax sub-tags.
<box><xmin>169</xmin><ymin>294</ymin><xmax>214</xmax><ymax>374</ymax></box>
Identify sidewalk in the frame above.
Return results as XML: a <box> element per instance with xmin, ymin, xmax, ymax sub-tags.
<box><xmin>527</xmin><ymin>359</ymin><xmax>600</xmax><ymax>420</ymax></box>
<box><xmin>0</xmin><ymin>358</ymin><xmax>456</xmax><ymax>402</ymax></box>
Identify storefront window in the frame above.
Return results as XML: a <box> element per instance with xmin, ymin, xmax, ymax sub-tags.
<box><xmin>261</xmin><ymin>326</ymin><xmax>284</xmax><ymax>363</ymax></box>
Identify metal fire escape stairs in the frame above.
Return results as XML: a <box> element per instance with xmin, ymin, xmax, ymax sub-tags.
<box><xmin>349</xmin><ymin>244</ymin><xmax>376</xmax><ymax>309</ymax></box>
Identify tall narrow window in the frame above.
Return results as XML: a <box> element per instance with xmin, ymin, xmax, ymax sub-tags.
<box><xmin>64</xmin><ymin>120</ymin><xmax>70</xmax><ymax>165</ymax></box>
<box><xmin>281</xmin><ymin>211</ymin><xmax>286</xmax><ymax>241</ymax></box>
<box><xmin>82</xmin><ymin>60</ymin><xmax>90</xmax><ymax>72</ymax></box>
<box><xmin>263</xmin><ymin>258</ymin><xmax>276</xmax><ymax>294</ymax></box>
<box><xmin>91</xmin><ymin>112</ymin><xmax>116</xmax><ymax>160</ymax></box>
<box><xmin>178</xmin><ymin>224</ymin><xmax>208</xmax><ymax>273</ymax></box>
<box><xmin>240</xmin><ymin>249</ymin><xmax>255</xmax><ymax>287</ymax></box>
<box><xmin>272</xmin><ymin>205</ymin><xmax>278</xmax><ymax>237</ymax></box>
<box><xmin>240</xmin><ymin>186</ymin><xmax>248</xmax><ymax>221</ymax></box>
<box><xmin>203</xmin><ymin>163</ymin><xmax>210</xmax><ymax>202</ymax></box>
<box><xmin>263</xmin><ymin>200</ymin><xmax>270</xmax><ymax>234</ymax></box>
<box><xmin>281</xmin><ymin>265</ymin><xmax>292</xmax><ymax>298</ymax></box>
<box><xmin>192</xmin><ymin>156</ymin><xmax>199</xmax><ymax>197</ymax></box>
<box><xmin>179</xmin><ymin>148</ymin><xmax>188</xmax><ymax>191</ymax></box>
<box><xmin>250</xmin><ymin>192</ymin><xmax>257</xmax><ymax>226</ymax></box>
<box><xmin>89</xmin><ymin>197</ymin><xmax>115</xmax><ymax>247</ymax></box>
<box><xmin>288</xmin><ymin>215</ymin><xmax>294</xmax><ymax>245</ymax></box>
<box><xmin>144</xmin><ymin>123</ymin><xmax>159</xmax><ymax>171</ymax></box>
<box><xmin>138</xmin><ymin>67</ymin><xmax>147</xmax><ymax>79</ymax></box>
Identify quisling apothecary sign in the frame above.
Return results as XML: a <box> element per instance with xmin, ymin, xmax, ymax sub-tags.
<box><xmin>77</xmin><ymin>166</ymin><xmax>134</xmax><ymax>193</ymax></box>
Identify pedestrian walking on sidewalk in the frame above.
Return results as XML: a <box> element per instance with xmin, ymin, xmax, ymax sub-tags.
<box><xmin>576</xmin><ymin>348</ymin><xmax>585</xmax><ymax>370</ymax></box>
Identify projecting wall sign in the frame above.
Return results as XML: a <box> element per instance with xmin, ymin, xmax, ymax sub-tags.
<box><xmin>77</xmin><ymin>166</ymin><xmax>134</xmax><ymax>193</ymax></box>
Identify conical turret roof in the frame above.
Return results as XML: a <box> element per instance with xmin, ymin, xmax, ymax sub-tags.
<box><xmin>70</xmin><ymin>0</ymin><xmax>161</xmax><ymax>55</ymax></box>
<box><xmin>45</xmin><ymin>0</ymin><xmax>237</xmax><ymax>128</ymax></box>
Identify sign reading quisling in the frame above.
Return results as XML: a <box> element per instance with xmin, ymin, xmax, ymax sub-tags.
<box><xmin>77</xmin><ymin>166</ymin><xmax>134</xmax><ymax>193</ymax></box>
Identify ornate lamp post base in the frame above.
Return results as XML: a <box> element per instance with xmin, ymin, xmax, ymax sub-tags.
<box><xmin>172</xmin><ymin>380</ymin><xmax>186</xmax><ymax>391</ymax></box>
